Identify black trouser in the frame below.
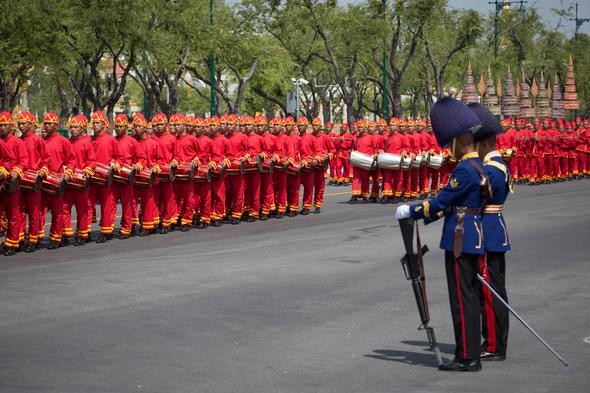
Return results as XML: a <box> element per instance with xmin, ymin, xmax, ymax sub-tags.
<box><xmin>445</xmin><ymin>251</ymin><xmax>481</xmax><ymax>361</ymax></box>
<box><xmin>480</xmin><ymin>251</ymin><xmax>509</xmax><ymax>356</ymax></box>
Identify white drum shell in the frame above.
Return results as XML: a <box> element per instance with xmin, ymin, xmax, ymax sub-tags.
<box><xmin>411</xmin><ymin>154</ymin><xmax>423</xmax><ymax>168</ymax></box>
<box><xmin>350</xmin><ymin>150</ymin><xmax>375</xmax><ymax>171</ymax></box>
<box><xmin>401</xmin><ymin>156</ymin><xmax>412</xmax><ymax>170</ymax></box>
<box><xmin>377</xmin><ymin>153</ymin><xmax>402</xmax><ymax>170</ymax></box>
<box><xmin>427</xmin><ymin>154</ymin><xmax>444</xmax><ymax>170</ymax></box>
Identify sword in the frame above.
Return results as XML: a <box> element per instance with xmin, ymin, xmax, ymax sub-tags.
<box><xmin>476</xmin><ymin>274</ymin><xmax>569</xmax><ymax>367</ymax></box>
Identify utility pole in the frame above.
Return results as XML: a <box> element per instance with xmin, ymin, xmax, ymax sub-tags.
<box><xmin>488</xmin><ymin>1</ymin><xmax>527</xmax><ymax>59</ymax></box>
<box><xmin>209</xmin><ymin>0</ymin><xmax>216</xmax><ymax>116</ymax></box>
<box><xmin>569</xmin><ymin>3</ymin><xmax>590</xmax><ymax>50</ymax></box>
<box><xmin>381</xmin><ymin>0</ymin><xmax>388</xmax><ymax>120</ymax></box>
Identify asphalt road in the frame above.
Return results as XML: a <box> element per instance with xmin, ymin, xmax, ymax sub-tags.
<box><xmin>1</xmin><ymin>180</ymin><xmax>589</xmax><ymax>393</ymax></box>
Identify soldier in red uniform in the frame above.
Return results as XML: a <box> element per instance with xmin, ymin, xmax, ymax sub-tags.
<box><xmin>89</xmin><ymin>111</ymin><xmax>119</xmax><ymax>242</ymax></box>
<box><xmin>192</xmin><ymin>117</ymin><xmax>215</xmax><ymax>228</ymax></box>
<box><xmin>209</xmin><ymin>116</ymin><xmax>228</xmax><ymax>226</ymax></box>
<box><xmin>326</xmin><ymin>122</ymin><xmax>340</xmax><ymax>184</ymax></box>
<box><xmin>17</xmin><ymin>112</ymin><xmax>46</xmax><ymax>252</ymax></box>
<box><xmin>270</xmin><ymin>117</ymin><xmax>289</xmax><ymax>218</ymax></box>
<box><xmin>350</xmin><ymin>120</ymin><xmax>375</xmax><ymax>203</ymax></box>
<box><xmin>311</xmin><ymin>117</ymin><xmax>335</xmax><ymax>213</ymax></box>
<box><xmin>573</xmin><ymin>118</ymin><xmax>586</xmax><ymax>177</ymax></box>
<box><xmin>242</xmin><ymin>115</ymin><xmax>263</xmax><ymax>222</ymax></box>
<box><xmin>257</xmin><ymin>115</ymin><xmax>278</xmax><ymax>220</ymax></box>
<box><xmin>152</xmin><ymin>112</ymin><xmax>178</xmax><ymax>233</ymax></box>
<box><xmin>298</xmin><ymin>117</ymin><xmax>319</xmax><ymax>215</ymax></box>
<box><xmin>173</xmin><ymin>114</ymin><xmax>200</xmax><ymax>231</ymax></box>
<box><xmin>224</xmin><ymin>114</ymin><xmax>250</xmax><ymax>224</ymax></box>
<box><xmin>338</xmin><ymin>123</ymin><xmax>353</xmax><ymax>186</ymax></box>
<box><xmin>113</xmin><ymin>114</ymin><xmax>145</xmax><ymax>239</ymax></box>
<box><xmin>286</xmin><ymin>117</ymin><xmax>301</xmax><ymax>216</ymax></box>
<box><xmin>62</xmin><ymin>114</ymin><xmax>96</xmax><ymax>246</ymax></box>
<box><xmin>0</xmin><ymin>112</ymin><xmax>28</xmax><ymax>255</ymax></box>
<box><xmin>133</xmin><ymin>113</ymin><xmax>162</xmax><ymax>235</ymax></box>
<box><xmin>41</xmin><ymin>112</ymin><xmax>75</xmax><ymax>249</ymax></box>
<box><xmin>416</xmin><ymin>119</ymin><xmax>432</xmax><ymax>198</ymax></box>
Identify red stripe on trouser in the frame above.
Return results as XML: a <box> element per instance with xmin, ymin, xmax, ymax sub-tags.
<box><xmin>63</xmin><ymin>189</ymin><xmax>90</xmax><ymax>238</ymax></box>
<box><xmin>454</xmin><ymin>256</ymin><xmax>468</xmax><ymax>360</ymax></box>
<box><xmin>157</xmin><ymin>182</ymin><xmax>178</xmax><ymax>227</ymax></box>
<box><xmin>43</xmin><ymin>194</ymin><xmax>65</xmax><ymax>243</ymax></box>
<box><xmin>90</xmin><ymin>184</ymin><xmax>117</xmax><ymax>234</ymax></box>
<box><xmin>287</xmin><ymin>174</ymin><xmax>300</xmax><ymax>210</ymax></box>
<box><xmin>226</xmin><ymin>175</ymin><xmax>245</xmax><ymax>218</ymax></box>
<box><xmin>260</xmin><ymin>173</ymin><xmax>275</xmax><ymax>214</ymax></box>
<box><xmin>22</xmin><ymin>190</ymin><xmax>42</xmax><ymax>244</ymax></box>
<box><xmin>211</xmin><ymin>177</ymin><xmax>226</xmax><ymax>220</ymax></box>
<box><xmin>114</xmin><ymin>183</ymin><xmax>134</xmax><ymax>234</ymax></box>
<box><xmin>134</xmin><ymin>186</ymin><xmax>157</xmax><ymax>230</ymax></box>
<box><xmin>174</xmin><ymin>181</ymin><xmax>194</xmax><ymax>224</ymax></box>
<box><xmin>300</xmin><ymin>171</ymin><xmax>314</xmax><ymax>208</ymax></box>
<box><xmin>245</xmin><ymin>172</ymin><xmax>261</xmax><ymax>216</ymax></box>
<box><xmin>479</xmin><ymin>253</ymin><xmax>498</xmax><ymax>353</ymax></box>
<box><xmin>194</xmin><ymin>181</ymin><xmax>212</xmax><ymax>222</ymax></box>
<box><xmin>381</xmin><ymin>169</ymin><xmax>394</xmax><ymax>196</ymax></box>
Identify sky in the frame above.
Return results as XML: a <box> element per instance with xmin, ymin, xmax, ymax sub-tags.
<box><xmin>341</xmin><ymin>0</ymin><xmax>590</xmax><ymax>35</ymax></box>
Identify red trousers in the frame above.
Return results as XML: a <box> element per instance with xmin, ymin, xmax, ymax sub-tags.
<box><xmin>576</xmin><ymin>151</ymin><xmax>587</xmax><ymax>174</ymax></box>
<box><xmin>272</xmin><ymin>170</ymin><xmax>287</xmax><ymax>214</ymax></box>
<box><xmin>43</xmin><ymin>193</ymin><xmax>65</xmax><ymax>243</ymax></box>
<box><xmin>194</xmin><ymin>181</ymin><xmax>212</xmax><ymax>224</ymax></box>
<box><xmin>225</xmin><ymin>174</ymin><xmax>245</xmax><ymax>219</ymax></box>
<box><xmin>369</xmin><ymin>169</ymin><xmax>380</xmax><ymax>198</ymax></box>
<box><xmin>515</xmin><ymin>156</ymin><xmax>529</xmax><ymax>180</ymax></box>
<box><xmin>287</xmin><ymin>173</ymin><xmax>300</xmax><ymax>212</ymax></box>
<box><xmin>134</xmin><ymin>186</ymin><xmax>157</xmax><ymax>230</ymax></box>
<box><xmin>560</xmin><ymin>157</ymin><xmax>570</xmax><ymax>177</ymax></box>
<box><xmin>553</xmin><ymin>156</ymin><xmax>561</xmax><ymax>178</ymax></box>
<box><xmin>1</xmin><ymin>190</ymin><xmax>22</xmax><ymax>248</ymax></box>
<box><xmin>352</xmin><ymin>167</ymin><xmax>370</xmax><ymax>198</ymax></box>
<box><xmin>532</xmin><ymin>156</ymin><xmax>545</xmax><ymax>182</ymax></box>
<box><xmin>300</xmin><ymin>171</ymin><xmax>314</xmax><ymax>209</ymax></box>
<box><xmin>329</xmin><ymin>158</ymin><xmax>337</xmax><ymax>182</ymax></box>
<box><xmin>260</xmin><ymin>172</ymin><xmax>275</xmax><ymax>215</ymax></box>
<box><xmin>89</xmin><ymin>184</ymin><xmax>116</xmax><ymax>235</ymax></box>
<box><xmin>381</xmin><ymin>169</ymin><xmax>394</xmax><ymax>197</ymax></box>
<box><xmin>63</xmin><ymin>188</ymin><xmax>90</xmax><ymax>239</ymax></box>
<box><xmin>21</xmin><ymin>189</ymin><xmax>42</xmax><ymax>245</ymax></box>
<box><xmin>508</xmin><ymin>157</ymin><xmax>518</xmax><ymax>180</ymax></box>
<box><xmin>245</xmin><ymin>172</ymin><xmax>261</xmax><ymax>218</ymax></box>
<box><xmin>340</xmin><ymin>157</ymin><xmax>351</xmax><ymax>183</ymax></box>
<box><xmin>210</xmin><ymin>176</ymin><xmax>226</xmax><ymax>221</ymax></box>
<box><xmin>156</xmin><ymin>181</ymin><xmax>177</xmax><ymax>228</ymax></box>
<box><xmin>173</xmin><ymin>181</ymin><xmax>194</xmax><ymax>226</ymax></box>
<box><xmin>419</xmin><ymin>166</ymin><xmax>430</xmax><ymax>194</ymax></box>
<box><xmin>113</xmin><ymin>182</ymin><xmax>135</xmax><ymax>236</ymax></box>
<box><xmin>429</xmin><ymin>168</ymin><xmax>440</xmax><ymax>193</ymax></box>
<box><xmin>313</xmin><ymin>169</ymin><xmax>326</xmax><ymax>208</ymax></box>
<box><xmin>402</xmin><ymin>169</ymin><xmax>419</xmax><ymax>198</ymax></box>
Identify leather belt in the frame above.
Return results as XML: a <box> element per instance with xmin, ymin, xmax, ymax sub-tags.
<box><xmin>447</xmin><ymin>206</ymin><xmax>481</xmax><ymax>215</ymax></box>
<box><xmin>483</xmin><ymin>204</ymin><xmax>503</xmax><ymax>214</ymax></box>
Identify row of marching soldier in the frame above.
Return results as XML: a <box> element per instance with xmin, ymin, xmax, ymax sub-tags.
<box><xmin>334</xmin><ymin>115</ymin><xmax>590</xmax><ymax>204</ymax></box>
<box><xmin>0</xmin><ymin>111</ymin><xmax>335</xmax><ymax>256</ymax></box>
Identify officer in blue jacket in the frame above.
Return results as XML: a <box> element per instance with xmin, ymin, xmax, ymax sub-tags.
<box><xmin>396</xmin><ymin>97</ymin><xmax>486</xmax><ymax>371</ymax></box>
<box><xmin>468</xmin><ymin>103</ymin><xmax>511</xmax><ymax>362</ymax></box>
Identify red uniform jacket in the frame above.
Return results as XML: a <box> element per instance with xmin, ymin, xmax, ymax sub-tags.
<box><xmin>225</xmin><ymin>132</ymin><xmax>249</xmax><ymax>161</ymax></box>
<box><xmin>195</xmin><ymin>135</ymin><xmax>214</xmax><ymax>164</ymax></box>
<box><xmin>44</xmin><ymin>132</ymin><xmax>76</xmax><ymax>174</ymax></box>
<box><xmin>116</xmin><ymin>134</ymin><xmax>146</xmax><ymax>167</ymax></box>
<box><xmin>0</xmin><ymin>133</ymin><xmax>28</xmax><ymax>176</ymax></box>
<box><xmin>92</xmin><ymin>133</ymin><xmax>119</xmax><ymax>165</ymax></box>
<box><xmin>175</xmin><ymin>133</ymin><xmax>199</xmax><ymax>163</ymax></box>
<box><xmin>385</xmin><ymin>133</ymin><xmax>405</xmax><ymax>154</ymax></box>
<box><xmin>355</xmin><ymin>134</ymin><xmax>375</xmax><ymax>155</ymax></box>
<box><xmin>314</xmin><ymin>132</ymin><xmax>335</xmax><ymax>157</ymax></box>
<box><xmin>157</xmin><ymin>132</ymin><xmax>178</xmax><ymax>165</ymax></box>
<box><xmin>137</xmin><ymin>137</ymin><xmax>162</xmax><ymax>169</ymax></box>
<box><xmin>340</xmin><ymin>132</ymin><xmax>355</xmax><ymax>159</ymax></box>
<box><xmin>70</xmin><ymin>134</ymin><xmax>96</xmax><ymax>174</ymax></box>
<box><xmin>210</xmin><ymin>134</ymin><xmax>228</xmax><ymax>164</ymax></box>
<box><xmin>21</xmin><ymin>132</ymin><xmax>46</xmax><ymax>171</ymax></box>
<box><xmin>299</xmin><ymin>133</ymin><xmax>319</xmax><ymax>163</ymax></box>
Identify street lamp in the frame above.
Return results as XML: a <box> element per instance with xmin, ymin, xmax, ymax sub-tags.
<box><xmin>209</xmin><ymin>0</ymin><xmax>216</xmax><ymax>116</ymax></box>
<box><xmin>488</xmin><ymin>0</ymin><xmax>527</xmax><ymax>59</ymax></box>
<box><xmin>291</xmin><ymin>78</ymin><xmax>309</xmax><ymax>120</ymax></box>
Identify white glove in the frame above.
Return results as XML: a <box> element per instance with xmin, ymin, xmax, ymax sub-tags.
<box><xmin>395</xmin><ymin>204</ymin><xmax>411</xmax><ymax>220</ymax></box>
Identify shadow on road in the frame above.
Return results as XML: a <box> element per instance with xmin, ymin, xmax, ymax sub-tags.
<box><xmin>365</xmin><ymin>340</ymin><xmax>455</xmax><ymax>368</ymax></box>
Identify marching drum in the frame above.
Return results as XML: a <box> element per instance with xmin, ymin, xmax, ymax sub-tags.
<box><xmin>261</xmin><ymin>158</ymin><xmax>275</xmax><ymax>174</ymax></box>
<box><xmin>312</xmin><ymin>155</ymin><xmax>329</xmax><ymax>170</ymax></box>
<box><xmin>174</xmin><ymin>162</ymin><xmax>196</xmax><ymax>181</ymax></box>
<box><xmin>91</xmin><ymin>162</ymin><xmax>114</xmax><ymax>186</ymax></box>
<box><xmin>42</xmin><ymin>171</ymin><xmax>66</xmax><ymax>196</ymax></box>
<box><xmin>210</xmin><ymin>161</ymin><xmax>226</xmax><ymax>179</ymax></box>
<box><xmin>194</xmin><ymin>164</ymin><xmax>212</xmax><ymax>183</ymax></box>
<box><xmin>157</xmin><ymin>163</ymin><xmax>176</xmax><ymax>182</ymax></box>
<box><xmin>349</xmin><ymin>150</ymin><xmax>376</xmax><ymax>171</ymax></box>
<box><xmin>66</xmin><ymin>168</ymin><xmax>90</xmax><ymax>190</ymax></box>
<box><xmin>19</xmin><ymin>169</ymin><xmax>42</xmax><ymax>192</ymax></box>
<box><xmin>400</xmin><ymin>155</ymin><xmax>412</xmax><ymax>170</ymax></box>
<box><xmin>426</xmin><ymin>154</ymin><xmax>444</xmax><ymax>170</ymax></box>
<box><xmin>113</xmin><ymin>164</ymin><xmax>136</xmax><ymax>184</ymax></box>
<box><xmin>225</xmin><ymin>159</ymin><xmax>246</xmax><ymax>176</ymax></box>
<box><xmin>243</xmin><ymin>156</ymin><xmax>263</xmax><ymax>173</ymax></box>
<box><xmin>411</xmin><ymin>154</ymin><xmax>423</xmax><ymax>168</ymax></box>
<box><xmin>377</xmin><ymin>153</ymin><xmax>402</xmax><ymax>170</ymax></box>
<box><xmin>3</xmin><ymin>175</ymin><xmax>20</xmax><ymax>194</ymax></box>
<box><xmin>134</xmin><ymin>168</ymin><xmax>156</xmax><ymax>187</ymax></box>
<box><xmin>287</xmin><ymin>162</ymin><xmax>301</xmax><ymax>176</ymax></box>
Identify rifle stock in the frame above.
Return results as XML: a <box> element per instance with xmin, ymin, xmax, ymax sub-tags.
<box><xmin>398</xmin><ymin>218</ymin><xmax>443</xmax><ymax>366</ymax></box>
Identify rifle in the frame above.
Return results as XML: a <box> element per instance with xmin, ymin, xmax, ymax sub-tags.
<box><xmin>399</xmin><ymin>218</ymin><xmax>443</xmax><ymax>366</ymax></box>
